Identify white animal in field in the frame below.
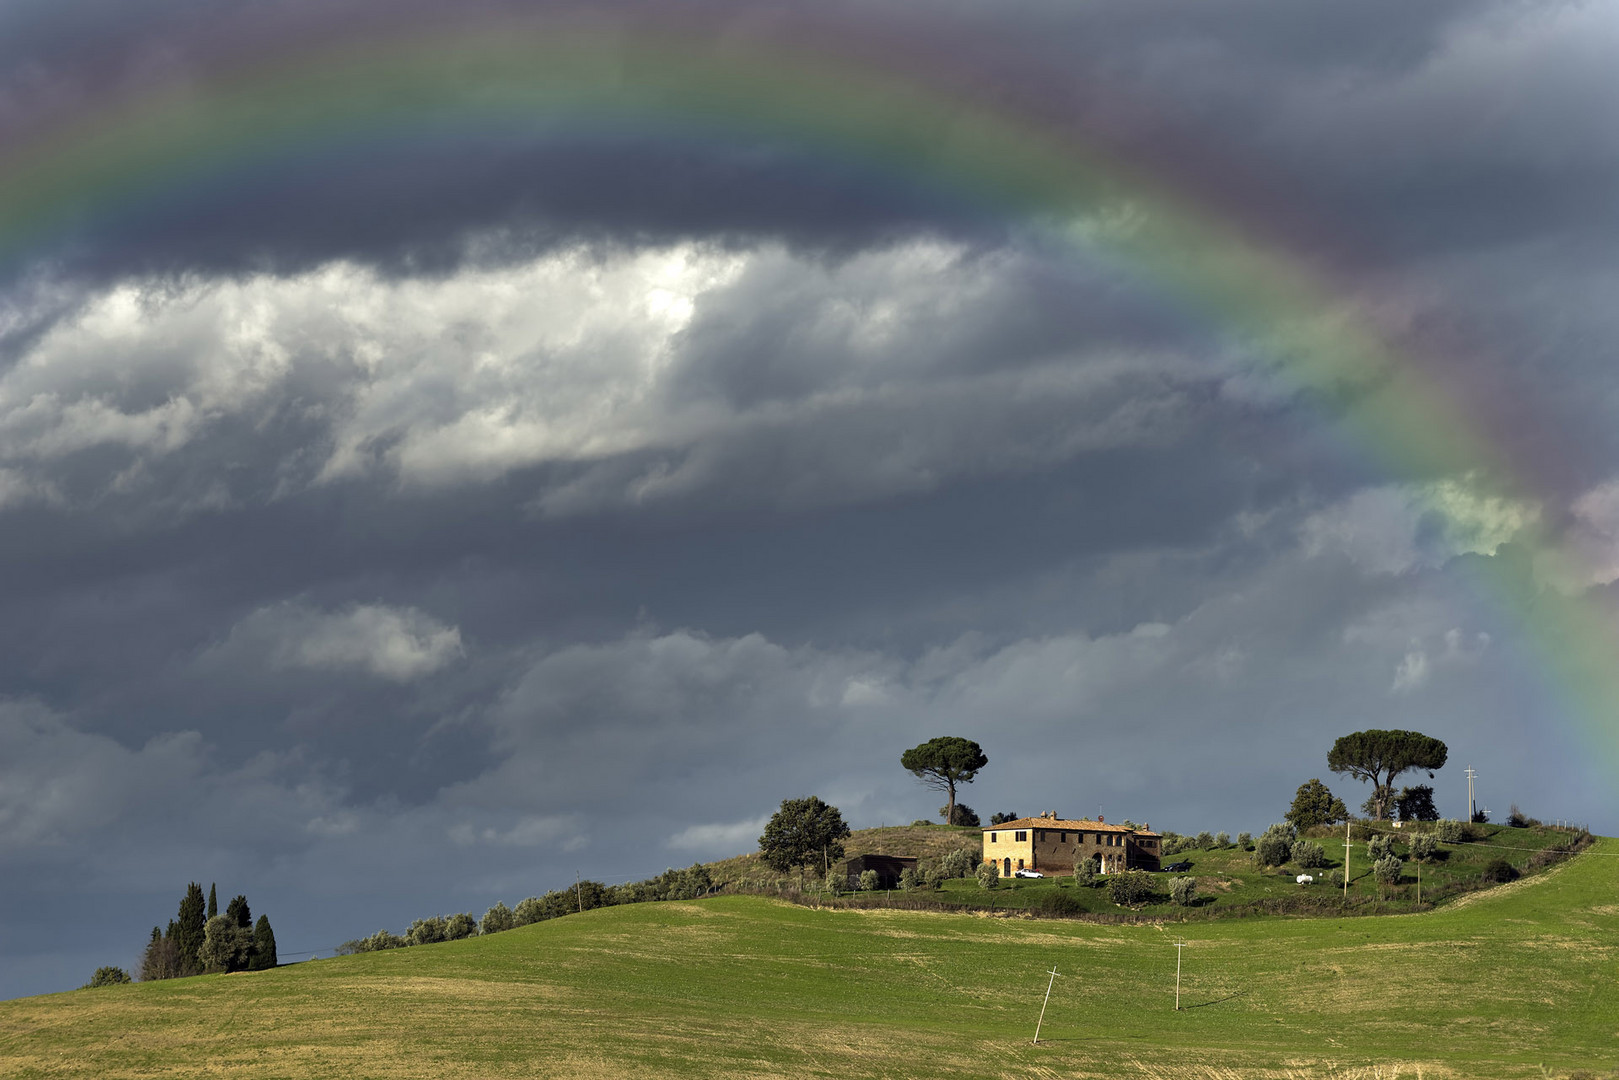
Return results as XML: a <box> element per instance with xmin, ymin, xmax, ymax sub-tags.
<box><xmin>1296</xmin><ymin>874</ymin><xmax>1314</xmax><ymax>884</ymax></box>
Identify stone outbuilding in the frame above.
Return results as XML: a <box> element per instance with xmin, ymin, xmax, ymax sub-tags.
<box><xmin>843</xmin><ymin>853</ymin><xmax>919</xmax><ymax>889</ymax></box>
<box><xmin>982</xmin><ymin>812</ymin><xmax>1162</xmax><ymax>876</ymax></box>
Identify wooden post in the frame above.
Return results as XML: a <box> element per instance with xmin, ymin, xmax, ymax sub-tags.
<box><xmin>1343</xmin><ymin>820</ymin><xmax>1351</xmax><ymax>900</ymax></box>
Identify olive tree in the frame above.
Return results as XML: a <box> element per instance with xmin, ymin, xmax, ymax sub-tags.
<box><xmin>976</xmin><ymin>861</ymin><xmax>1000</xmax><ymax>889</ymax></box>
<box><xmin>1372</xmin><ymin>855</ymin><xmax>1403</xmax><ymax>899</ymax></box>
<box><xmin>198</xmin><ymin>914</ymin><xmax>253</xmax><ymax>973</ymax></box>
<box><xmin>1255</xmin><ymin>823</ymin><xmax>1296</xmax><ymax>867</ymax></box>
<box><xmin>1107</xmin><ymin>870</ymin><xmax>1154</xmax><ymax>906</ymax></box>
<box><xmin>1291</xmin><ymin>840</ymin><xmax>1327</xmax><ymax>869</ymax></box>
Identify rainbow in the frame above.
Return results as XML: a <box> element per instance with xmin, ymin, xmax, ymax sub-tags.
<box><xmin>0</xmin><ymin>18</ymin><xmax>1613</xmax><ymax>774</ymax></box>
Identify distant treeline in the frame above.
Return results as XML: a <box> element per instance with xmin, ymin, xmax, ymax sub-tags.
<box><xmin>140</xmin><ymin>882</ymin><xmax>277</xmax><ymax>980</ymax></box>
<box><xmin>337</xmin><ymin>863</ymin><xmax>715</xmax><ymax>954</ymax></box>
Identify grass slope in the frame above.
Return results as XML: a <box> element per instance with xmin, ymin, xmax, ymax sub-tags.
<box><xmin>4</xmin><ymin>839</ymin><xmax>1616</xmax><ymax>1079</ymax></box>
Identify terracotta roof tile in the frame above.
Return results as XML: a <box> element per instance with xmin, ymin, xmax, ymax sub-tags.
<box><xmin>982</xmin><ymin>817</ymin><xmax>1161</xmax><ymax>837</ymax></box>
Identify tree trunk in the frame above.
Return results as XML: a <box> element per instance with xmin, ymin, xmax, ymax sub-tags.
<box><xmin>945</xmin><ymin>780</ymin><xmax>956</xmax><ymax>825</ymax></box>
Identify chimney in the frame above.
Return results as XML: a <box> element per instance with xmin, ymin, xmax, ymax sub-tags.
<box><xmin>1098</xmin><ymin>814</ymin><xmax>1104</xmax><ymax>823</ymax></box>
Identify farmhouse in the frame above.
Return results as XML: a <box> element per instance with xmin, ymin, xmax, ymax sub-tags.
<box><xmin>843</xmin><ymin>854</ymin><xmax>918</xmax><ymax>889</ymax></box>
<box><xmin>982</xmin><ymin>812</ymin><xmax>1162</xmax><ymax>876</ymax></box>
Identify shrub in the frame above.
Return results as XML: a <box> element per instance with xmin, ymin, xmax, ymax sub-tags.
<box><xmin>1214</xmin><ymin>832</ymin><xmax>1230</xmax><ymax>848</ymax></box>
<box><xmin>1471</xmin><ymin>808</ymin><xmax>1489</xmax><ymax>823</ymax></box>
<box><xmin>444</xmin><ymin>913</ymin><xmax>478</xmax><ymax>941</ymax></box>
<box><xmin>1434</xmin><ymin>818</ymin><xmax>1467</xmax><ymax>843</ymax></box>
<box><xmin>922</xmin><ymin>861</ymin><xmax>949</xmax><ymax>888</ymax></box>
<box><xmin>1506</xmin><ymin>804</ymin><xmax>1531</xmax><ymax>828</ymax></box>
<box><xmin>1037</xmin><ymin>891</ymin><xmax>1083</xmax><ymax>916</ymax></box>
<box><xmin>1160</xmin><ymin>833</ymin><xmax>1192</xmax><ymax>856</ymax></box>
<box><xmin>858</xmin><ymin>870</ymin><xmax>880</xmax><ymax>891</ymax></box>
<box><xmin>1325</xmin><ymin>869</ymin><xmax>1345</xmax><ymax>888</ymax></box>
<box><xmin>940</xmin><ymin>803</ymin><xmax>981</xmax><ymax>827</ymax></box>
<box><xmin>1291</xmin><ymin>841</ymin><xmax>1327</xmax><ymax>869</ymax></box>
<box><xmin>1372</xmin><ymin>856</ymin><xmax>1403</xmax><ymax>886</ymax></box>
<box><xmin>83</xmin><ymin>966</ymin><xmax>132</xmax><ymax>988</ymax></box>
<box><xmin>1408</xmin><ymin>834</ymin><xmax>1438</xmax><ymax>862</ymax></box>
<box><xmin>898</xmin><ymin>867</ymin><xmax>922</xmax><ymax>890</ymax></box>
<box><xmin>1236</xmin><ymin>832</ymin><xmax>1253</xmax><ymax>850</ymax></box>
<box><xmin>910</xmin><ymin>819</ymin><xmax>933</xmax><ymax>826</ymax></box>
<box><xmin>1169</xmin><ymin>876</ymin><xmax>1197</xmax><ymax>906</ymax></box>
<box><xmin>939</xmin><ymin>848</ymin><xmax>978</xmax><ymax>879</ymax></box>
<box><xmin>975</xmin><ymin>861</ymin><xmax>1000</xmax><ymax>889</ymax></box>
<box><xmin>989</xmin><ymin>811</ymin><xmax>1019</xmax><ymax>825</ymax></box>
<box><xmin>823</xmin><ymin>870</ymin><xmax>843</xmax><ymax>895</ymax></box>
<box><xmin>1107</xmin><ymin>869</ymin><xmax>1154</xmax><ymax>906</ymax></box>
<box><xmin>1367</xmin><ymin>834</ymin><xmax>1395</xmax><ymax>861</ymax></box>
<box><xmin>1194</xmin><ymin>831</ymin><xmax>1215</xmax><ymax>849</ymax></box>
<box><xmin>1072</xmin><ymin>857</ymin><xmax>1097</xmax><ymax>887</ymax></box>
<box><xmin>1480</xmin><ymin>858</ymin><xmax>1519</xmax><ymax>884</ymax></box>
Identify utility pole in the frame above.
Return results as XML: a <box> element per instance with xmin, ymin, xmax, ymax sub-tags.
<box><xmin>1343</xmin><ymin>819</ymin><xmax>1351</xmax><ymax>899</ymax></box>
<box><xmin>1173</xmin><ymin>939</ymin><xmax>1187</xmax><ymax>1011</ymax></box>
<box><xmin>1033</xmin><ymin>967</ymin><xmax>1062</xmax><ymax>1044</ymax></box>
<box><xmin>1466</xmin><ymin>767</ymin><xmax>1478</xmax><ymax>821</ymax></box>
<box><xmin>576</xmin><ymin>872</ymin><xmax>583</xmax><ymax>914</ymax></box>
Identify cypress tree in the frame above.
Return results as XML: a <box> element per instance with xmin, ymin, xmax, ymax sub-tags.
<box><xmin>175</xmin><ymin>883</ymin><xmax>207</xmax><ymax>976</ymax></box>
<box><xmin>251</xmin><ymin>915</ymin><xmax>277</xmax><ymax>970</ymax></box>
<box><xmin>207</xmin><ymin>884</ymin><xmax>218</xmax><ymax>919</ymax></box>
<box><xmin>226</xmin><ymin>894</ymin><xmax>251</xmax><ymax>929</ymax></box>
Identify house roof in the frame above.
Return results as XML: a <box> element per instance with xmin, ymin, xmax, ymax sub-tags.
<box><xmin>982</xmin><ymin>816</ymin><xmax>1161</xmax><ymax>838</ymax></box>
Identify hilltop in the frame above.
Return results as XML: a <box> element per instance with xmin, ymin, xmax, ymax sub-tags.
<box><xmin>701</xmin><ymin>819</ymin><xmax>1590</xmax><ymax>920</ymax></box>
<box><xmin>4</xmin><ymin>837</ymin><xmax>1615</xmax><ymax>1078</ymax></box>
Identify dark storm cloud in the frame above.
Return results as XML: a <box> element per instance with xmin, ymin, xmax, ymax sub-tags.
<box><xmin>2</xmin><ymin>0</ymin><xmax>1618</xmax><ymax>1001</ymax></box>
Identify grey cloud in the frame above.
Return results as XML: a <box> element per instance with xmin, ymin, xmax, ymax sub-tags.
<box><xmin>205</xmin><ymin>601</ymin><xmax>464</xmax><ymax>682</ymax></box>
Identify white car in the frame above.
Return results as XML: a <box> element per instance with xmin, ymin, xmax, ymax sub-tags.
<box><xmin>1013</xmin><ymin>869</ymin><xmax>1044</xmax><ymax>878</ymax></box>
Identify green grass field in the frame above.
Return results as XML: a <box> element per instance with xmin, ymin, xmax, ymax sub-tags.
<box><xmin>3</xmin><ymin>838</ymin><xmax>1615</xmax><ymax>1078</ymax></box>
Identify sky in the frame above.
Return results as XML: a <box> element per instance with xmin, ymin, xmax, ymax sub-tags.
<box><xmin>2</xmin><ymin>0</ymin><xmax>1618</xmax><ymax>999</ymax></box>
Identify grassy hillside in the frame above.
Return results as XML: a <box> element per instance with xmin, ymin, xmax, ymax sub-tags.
<box><xmin>3</xmin><ymin>838</ymin><xmax>1615</xmax><ymax>1079</ymax></box>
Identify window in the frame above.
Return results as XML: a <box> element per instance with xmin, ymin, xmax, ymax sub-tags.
<box><xmin>1059</xmin><ymin>831</ymin><xmax>1067</xmax><ymax>843</ymax></box>
<box><xmin>1015</xmin><ymin>831</ymin><xmax>1027</xmax><ymax>842</ymax></box>
<box><xmin>990</xmin><ymin>832</ymin><xmax>997</xmax><ymax>844</ymax></box>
